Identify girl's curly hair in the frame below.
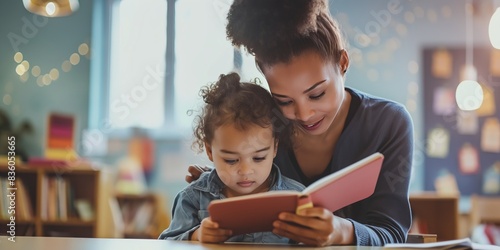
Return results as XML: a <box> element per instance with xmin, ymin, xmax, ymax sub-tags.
<box><xmin>226</xmin><ymin>0</ymin><xmax>346</xmax><ymax>68</ymax></box>
<box><xmin>192</xmin><ymin>73</ymin><xmax>291</xmax><ymax>153</ymax></box>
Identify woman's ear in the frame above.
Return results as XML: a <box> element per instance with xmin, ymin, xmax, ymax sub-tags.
<box><xmin>204</xmin><ymin>142</ymin><xmax>214</xmax><ymax>162</ymax></box>
<box><xmin>339</xmin><ymin>49</ymin><xmax>349</xmax><ymax>75</ymax></box>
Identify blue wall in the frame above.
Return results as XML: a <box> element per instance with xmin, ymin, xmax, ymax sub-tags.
<box><xmin>0</xmin><ymin>0</ymin><xmax>93</xmax><ymax>157</ymax></box>
<box><xmin>331</xmin><ymin>0</ymin><xmax>493</xmax><ymax>192</ymax></box>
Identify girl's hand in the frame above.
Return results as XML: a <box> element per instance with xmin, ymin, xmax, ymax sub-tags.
<box><xmin>272</xmin><ymin>207</ymin><xmax>354</xmax><ymax>246</ymax></box>
<box><xmin>192</xmin><ymin>217</ymin><xmax>232</xmax><ymax>243</ymax></box>
<box><xmin>185</xmin><ymin>164</ymin><xmax>212</xmax><ymax>183</ymax></box>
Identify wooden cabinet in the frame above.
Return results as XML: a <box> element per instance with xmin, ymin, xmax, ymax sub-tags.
<box><xmin>409</xmin><ymin>192</ymin><xmax>459</xmax><ymax>241</ymax></box>
<box><xmin>115</xmin><ymin>193</ymin><xmax>170</xmax><ymax>239</ymax></box>
<box><xmin>0</xmin><ymin>164</ymin><xmax>102</xmax><ymax>237</ymax></box>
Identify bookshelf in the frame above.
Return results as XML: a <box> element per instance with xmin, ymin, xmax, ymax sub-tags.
<box><xmin>409</xmin><ymin>192</ymin><xmax>459</xmax><ymax>241</ymax></box>
<box><xmin>115</xmin><ymin>193</ymin><xmax>170</xmax><ymax>239</ymax></box>
<box><xmin>0</xmin><ymin>164</ymin><xmax>102</xmax><ymax>237</ymax></box>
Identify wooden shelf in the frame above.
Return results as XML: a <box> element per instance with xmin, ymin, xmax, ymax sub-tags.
<box><xmin>115</xmin><ymin>193</ymin><xmax>169</xmax><ymax>239</ymax></box>
<box><xmin>0</xmin><ymin>164</ymin><xmax>102</xmax><ymax>237</ymax></box>
<box><xmin>41</xmin><ymin>219</ymin><xmax>96</xmax><ymax>226</ymax></box>
<box><xmin>0</xmin><ymin>219</ymin><xmax>36</xmax><ymax>224</ymax></box>
<box><xmin>115</xmin><ymin>193</ymin><xmax>156</xmax><ymax>200</ymax></box>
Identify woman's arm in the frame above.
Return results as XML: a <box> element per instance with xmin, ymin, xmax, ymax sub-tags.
<box><xmin>185</xmin><ymin>165</ymin><xmax>211</xmax><ymax>183</ymax></box>
<box><xmin>273</xmin><ymin>208</ymin><xmax>354</xmax><ymax>246</ymax></box>
<box><xmin>348</xmin><ymin>105</ymin><xmax>413</xmax><ymax>245</ymax></box>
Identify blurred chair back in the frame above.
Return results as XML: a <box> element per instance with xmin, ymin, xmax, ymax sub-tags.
<box><xmin>470</xmin><ymin>195</ymin><xmax>500</xmax><ymax>233</ymax></box>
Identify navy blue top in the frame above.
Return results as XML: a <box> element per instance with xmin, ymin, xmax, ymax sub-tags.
<box><xmin>273</xmin><ymin>87</ymin><xmax>414</xmax><ymax>246</ymax></box>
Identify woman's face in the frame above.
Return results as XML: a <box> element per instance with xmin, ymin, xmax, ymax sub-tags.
<box><xmin>262</xmin><ymin>50</ymin><xmax>348</xmax><ymax>136</ymax></box>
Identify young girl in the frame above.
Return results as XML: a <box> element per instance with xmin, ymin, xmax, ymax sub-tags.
<box><xmin>188</xmin><ymin>0</ymin><xmax>414</xmax><ymax>246</ymax></box>
<box><xmin>159</xmin><ymin>73</ymin><xmax>304</xmax><ymax>243</ymax></box>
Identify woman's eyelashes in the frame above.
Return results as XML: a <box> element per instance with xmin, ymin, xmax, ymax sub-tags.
<box><xmin>274</xmin><ymin>91</ymin><xmax>325</xmax><ymax>106</ymax></box>
<box><xmin>310</xmin><ymin>91</ymin><xmax>325</xmax><ymax>100</ymax></box>
<box><xmin>275</xmin><ymin>99</ymin><xmax>292</xmax><ymax>106</ymax></box>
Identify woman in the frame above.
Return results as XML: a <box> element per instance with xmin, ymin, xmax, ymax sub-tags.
<box><xmin>188</xmin><ymin>0</ymin><xmax>413</xmax><ymax>246</ymax></box>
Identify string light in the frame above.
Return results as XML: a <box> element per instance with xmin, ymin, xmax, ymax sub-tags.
<box><xmin>14</xmin><ymin>52</ymin><xmax>23</xmax><ymax>63</ymax></box>
<box><xmin>49</xmin><ymin>68</ymin><xmax>59</xmax><ymax>80</ymax></box>
<box><xmin>69</xmin><ymin>53</ymin><xmax>80</xmax><ymax>65</ymax></box>
<box><xmin>32</xmin><ymin>66</ymin><xmax>41</xmax><ymax>77</ymax></box>
<box><xmin>78</xmin><ymin>43</ymin><xmax>89</xmax><ymax>55</ymax></box>
<box><xmin>12</xmin><ymin>42</ymin><xmax>89</xmax><ymax>86</ymax></box>
<box><xmin>3</xmin><ymin>94</ymin><xmax>13</xmax><ymax>105</ymax></box>
<box><xmin>62</xmin><ymin>60</ymin><xmax>72</xmax><ymax>72</ymax></box>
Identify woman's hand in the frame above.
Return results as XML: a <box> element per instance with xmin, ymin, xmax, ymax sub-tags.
<box><xmin>185</xmin><ymin>164</ymin><xmax>212</xmax><ymax>183</ymax></box>
<box><xmin>272</xmin><ymin>207</ymin><xmax>354</xmax><ymax>246</ymax></box>
<box><xmin>191</xmin><ymin>217</ymin><xmax>232</xmax><ymax>243</ymax></box>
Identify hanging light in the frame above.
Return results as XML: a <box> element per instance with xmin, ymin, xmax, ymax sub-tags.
<box><xmin>456</xmin><ymin>80</ymin><xmax>484</xmax><ymax>111</ymax></box>
<box><xmin>456</xmin><ymin>0</ymin><xmax>483</xmax><ymax>111</ymax></box>
<box><xmin>490</xmin><ymin>7</ymin><xmax>500</xmax><ymax>49</ymax></box>
<box><xmin>23</xmin><ymin>0</ymin><xmax>79</xmax><ymax>17</ymax></box>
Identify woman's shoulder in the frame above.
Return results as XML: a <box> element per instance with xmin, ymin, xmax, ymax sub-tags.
<box><xmin>346</xmin><ymin>87</ymin><xmax>413</xmax><ymax>138</ymax></box>
<box><xmin>347</xmin><ymin>87</ymin><xmax>410</xmax><ymax>119</ymax></box>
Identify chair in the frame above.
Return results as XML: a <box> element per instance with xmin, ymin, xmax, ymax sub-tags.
<box><xmin>469</xmin><ymin>195</ymin><xmax>500</xmax><ymax>233</ymax></box>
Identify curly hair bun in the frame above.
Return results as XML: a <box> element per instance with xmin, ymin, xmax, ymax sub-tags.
<box><xmin>201</xmin><ymin>73</ymin><xmax>240</xmax><ymax>106</ymax></box>
<box><xmin>227</xmin><ymin>0</ymin><xmax>327</xmax><ymax>55</ymax></box>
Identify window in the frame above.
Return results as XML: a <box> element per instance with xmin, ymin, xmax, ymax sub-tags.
<box><xmin>101</xmin><ymin>0</ymin><xmax>264</xmax><ymax>133</ymax></box>
<box><xmin>173</xmin><ymin>0</ymin><xmax>265</xmax><ymax>128</ymax></box>
<box><xmin>108</xmin><ymin>0</ymin><xmax>167</xmax><ymax>129</ymax></box>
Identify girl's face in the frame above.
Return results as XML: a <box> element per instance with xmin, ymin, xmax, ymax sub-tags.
<box><xmin>205</xmin><ymin>123</ymin><xmax>277</xmax><ymax>198</ymax></box>
<box><xmin>263</xmin><ymin>50</ymin><xmax>348</xmax><ymax>136</ymax></box>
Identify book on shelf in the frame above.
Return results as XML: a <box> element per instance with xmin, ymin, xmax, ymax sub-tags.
<box><xmin>16</xmin><ymin>178</ymin><xmax>34</xmax><ymax>220</ymax></box>
<box><xmin>75</xmin><ymin>199</ymin><xmax>94</xmax><ymax>221</ymax></box>
<box><xmin>207</xmin><ymin>152</ymin><xmax>384</xmax><ymax>235</ymax></box>
<box><xmin>57</xmin><ymin>177</ymin><xmax>67</xmax><ymax>220</ymax></box>
<box><xmin>0</xmin><ymin>177</ymin><xmax>9</xmax><ymax>219</ymax></box>
<box><xmin>124</xmin><ymin>202</ymin><xmax>154</xmax><ymax>236</ymax></box>
<box><xmin>47</xmin><ymin>177</ymin><xmax>57</xmax><ymax>220</ymax></box>
<box><xmin>0</xmin><ymin>177</ymin><xmax>34</xmax><ymax>220</ymax></box>
<box><xmin>384</xmin><ymin>237</ymin><xmax>500</xmax><ymax>250</ymax></box>
<box><xmin>40</xmin><ymin>175</ymin><xmax>76</xmax><ymax>221</ymax></box>
<box><xmin>42</xmin><ymin>113</ymin><xmax>77</xmax><ymax>162</ymax></box>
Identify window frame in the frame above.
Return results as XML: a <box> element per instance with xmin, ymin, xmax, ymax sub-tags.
<box><xmin>89</xmin><ymin>0</ymin><xmax>187</xmax><ymax>140</ymax></box>
<box><xmin>89</xmin><ymin>0</ymin><xmax>249</xmax><ymax>140</ymax></box>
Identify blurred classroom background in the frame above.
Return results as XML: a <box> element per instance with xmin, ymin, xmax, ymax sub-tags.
<box><xmin>0</xmin><ymin>0</ymin><xmax>499</xmax><ymax>243</ymax></box>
